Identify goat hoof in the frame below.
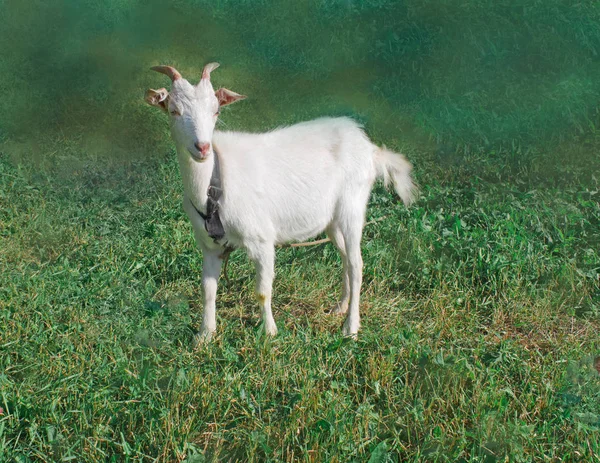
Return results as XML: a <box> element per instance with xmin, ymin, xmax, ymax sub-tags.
<box><xmin>330</xmin><ymin>301</ymin><xmax>349</xmax><ymax>315</ymax></box>
<box><xmin>193</xmin><ymin>328</ymin><xmax>215</xmax><ymax>346</ymax></box>
<box><xmin>342</xmin><ymin>319</ymin><xmax>359</xmax><ymax>338</ymax></box>
<box><xmin>263</xmin><ymin>322</ymin><xmax>278</xmax><ymax>337</ymax></box>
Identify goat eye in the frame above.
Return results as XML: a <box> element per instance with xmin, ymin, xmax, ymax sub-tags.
<box><xmin>170</xmin><ymin>110</ymin><xmax>180</xmax><ymax>116</ymax></box>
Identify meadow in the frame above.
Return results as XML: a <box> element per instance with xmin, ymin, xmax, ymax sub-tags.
<box><xmin>1</xmin><ymin>0</ymin><xmax>599</xmax><ymax>461</ymax></box>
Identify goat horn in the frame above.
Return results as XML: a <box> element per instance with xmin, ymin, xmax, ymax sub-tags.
<box><xmin>151</xmin><ymin>65</ymin><xmax>182</xmax><ymax>82</ymax></box>
<box><xmin>202</xmin><ymin>62</ymin><xmax>220</xmax><ymax>80</ymax></box>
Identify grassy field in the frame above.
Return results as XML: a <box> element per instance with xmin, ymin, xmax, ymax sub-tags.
<box><xmin>1</xmin><ymin>131</ymin><xmax>599</xmax><ymax>461</ymax></box>
<box><xmin>1</xmin><ymin>0</ymin><xmax>600</xmax><ymax>461</ymax></box>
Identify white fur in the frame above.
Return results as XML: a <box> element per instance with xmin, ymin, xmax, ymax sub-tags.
<box><xmin>147</xmin><ymin>69</ymin><xmax>416</xmax><ymax>343</ymax></box>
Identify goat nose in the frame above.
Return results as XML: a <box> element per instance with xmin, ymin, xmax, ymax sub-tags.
<box><xmin>195</xmin><ymin>142</ymin><xmax>211</xmax><ymax>155</ymax></box>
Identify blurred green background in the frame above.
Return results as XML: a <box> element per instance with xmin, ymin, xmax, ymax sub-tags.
<box><xmin>3</xmin><ymin>0</ymin><xmax>600</xmax><ymax>160</ymax></box>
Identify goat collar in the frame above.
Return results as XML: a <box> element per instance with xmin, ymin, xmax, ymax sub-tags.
<box><xmin>189</xmin><ymin>147</ymin><xmax>230</xmax><ymax>246</ymax></box>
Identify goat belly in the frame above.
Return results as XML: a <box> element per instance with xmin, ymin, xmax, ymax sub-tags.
<box><xmin>274</xmin><ymin>217</ymin><xmax>332</xmax><ymax>245</ymax></box>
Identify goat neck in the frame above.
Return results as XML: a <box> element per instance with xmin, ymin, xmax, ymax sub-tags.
<box><xmin>176</xmin><ymin>145</ymin><xmax>215</xmax><ymax>214</ymax></box>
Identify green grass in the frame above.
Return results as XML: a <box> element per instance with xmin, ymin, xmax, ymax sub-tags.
<box><xmin>1</xmin><ymin>0</ymin><xmax>600</xmax><ymax>461</ymax></box>
<box><xmin>1</xmin><ymin>132</ymin><xmax>599</xmax><ymax>461</ymax></box>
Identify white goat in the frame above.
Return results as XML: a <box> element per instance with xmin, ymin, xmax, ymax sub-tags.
<box><xmin>145</xmin><ymin>63</ymin><xmax>416</xmax><ymax>343</ymax></box>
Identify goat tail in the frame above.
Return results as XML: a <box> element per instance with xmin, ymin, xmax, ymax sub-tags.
<box><xmin>374</xmin><ymin>146</ymin><xmax>418</xmax><ymax>206</ymax></box>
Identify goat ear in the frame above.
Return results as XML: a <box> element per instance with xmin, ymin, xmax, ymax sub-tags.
<box><xmin>215</xmin><ymin>88</ymin><xmax>246</xmax><ymax>107</ymax></box>
<box><xmin>145</xmin><ymin>88</ymin><xmax>169</xmax><ymax>111</ymax></box>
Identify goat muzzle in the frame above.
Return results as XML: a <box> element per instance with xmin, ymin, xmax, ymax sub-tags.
<box><xmin>195</xmin><ymin>142</ymin><xmax>211</xmax><ymax>156</ymax></box>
